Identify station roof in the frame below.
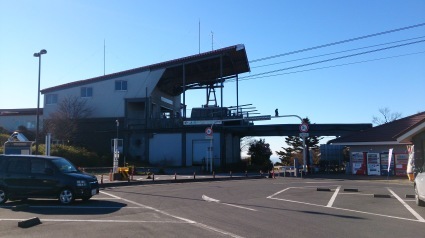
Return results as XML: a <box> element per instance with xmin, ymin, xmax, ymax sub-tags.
<box><xmin>41</xmin><ymin>44</ymin><xmax>250</xmax><ymax>96</ymax></box>
<box><xmin>329</xmin><ymin>112</ymin><xmax>425</xmax><ymax>145</ymax></box>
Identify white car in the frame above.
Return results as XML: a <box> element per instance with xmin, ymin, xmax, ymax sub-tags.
<box><xmin>415</xmin><ymin>167</ymin><xmax>425</xmax><ymax>206</ymax></box>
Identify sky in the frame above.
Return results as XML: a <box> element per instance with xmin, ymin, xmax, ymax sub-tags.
<box><xmin>1</xmin><ymin>0</ymin><xmax>424</xmax><ymax>160</ymax></box>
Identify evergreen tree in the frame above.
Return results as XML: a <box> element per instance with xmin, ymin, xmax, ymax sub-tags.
<box><xmin>247</xmin><ymin>139</ymin><xmax>273</xmax><ymax>171</ymax></box>
<box><xmin>275</xmin><ymin>118</ymin><xmax>322</xmax><ymax>166</ymax></box>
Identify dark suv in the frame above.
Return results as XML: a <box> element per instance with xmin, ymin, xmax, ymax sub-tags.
<box><xmin>0</xmin><ymin>155</ymin><xmax>99</xmax><ymax>205</ymax></box>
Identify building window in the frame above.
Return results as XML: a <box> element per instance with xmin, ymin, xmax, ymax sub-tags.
<box><xmin>81</xmin><ymin>87</ymin><xmax>93</xmax><ymax>98</ymax></box>
<box><xmin>45</xmin><ymin>94</ymin><xmax>58</xmax><ymax>105</ymax></box>
<box><xmin>115</xmin><ymin>80</ymin><xmax>127</xmax><ymax>91</ymax></box>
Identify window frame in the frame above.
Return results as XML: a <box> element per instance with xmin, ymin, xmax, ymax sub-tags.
<box><xmin>45</xmin><ymin>94</ymin><xmax>58</xmax><ymax>105</ymax></box>
<box><xmin>81</xmin><ymin>87</ymin><xmax>93</xmax><ymax>98</ymax></box>
<box><xmin>115</xmin><ymin>80</ymin><xmax>128</xmax><ymax>91</ymax></box>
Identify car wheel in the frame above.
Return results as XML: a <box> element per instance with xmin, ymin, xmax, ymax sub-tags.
<box><xmin>415</xmin><ymin>185</ymin><xmax>425</xmax><ymax>207</ymax></box>
<box><xmin>58</xmin><ymin>188</ymin><xmax>74</xmax><ymax>205</ymax></box>
<box><xmin>0</xmin><ymin>188</ymin><xmax>8</xmax><ymax>204</ymax></box>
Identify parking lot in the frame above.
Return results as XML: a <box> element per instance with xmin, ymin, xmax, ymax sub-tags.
<box><xmin>1</xmin><ymin>176</ymin><xmax>424</xmax><ymax>237</ymax></box>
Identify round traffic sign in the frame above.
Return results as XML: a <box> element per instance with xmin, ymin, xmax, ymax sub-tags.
<box><xmin>205</xmin><ymin>127</ymin><xmax>213</xmax><ymax>135</ymax></box>
<box><xmin>299</xmin><ymin>123</ymin><xmax>309</xmax><ymax>133</ymax></box>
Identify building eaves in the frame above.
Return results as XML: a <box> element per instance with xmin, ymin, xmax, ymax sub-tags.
<box><xmin>329</xmin><ymin>112</ymin><xmax>425</xmax><ymax>144</ymax></box>
<box><xmin>41</xmin><ymin>44</ymin><xmax>249</xmax><ymax>94</ymax></box>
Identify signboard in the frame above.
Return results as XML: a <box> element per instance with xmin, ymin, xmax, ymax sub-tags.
<box><xmin>244</xmin><ymin>115</ymin><xmax>271</xmax><ymax>121</ymax></box>
<box><xmin>299</xmin><ymin>123</ymin><xmax>309</xmax><ymax>133</ymax></box>
<box><xmin>367</xmin><ymin>153</ymin><xmax>381</xmax><ymax>176</ymax></box>
<box><xmin>299</xmin><ymin>133</ymin><xmax>309</xmax><ymax>137</ymax></box>
<box><xmin>183</xmin><ymin>120</ymin><xmax>222</xmax><ymax>126</ymax></box>
<box><xmin>4</xmin><ymin>141</ymin><xmax>33</xmax><ymax>155</ymax></box>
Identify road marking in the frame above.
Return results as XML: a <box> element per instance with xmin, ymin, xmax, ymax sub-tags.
<box><xmin>326</xmin><ymin>186</ymin><xmax>341</xmax><ymax>207</ymax></box>
<box><xmin>202</xmin><ymin>195</ymin><xmax>257</xmax><ymax>211</ymax></box>
<box><xmin>305</xmin><ymin>182</ymin><xmax>334</xmax><ymax>184</ymax></box>
<box><xmin>267</xmin><ymin>186</ymin><xmax>425</xmax><ymax>223</ymax></box>
<box><xmin>268</xmin><ymin>196</ymin><xmax>423</xmax><ymax>223</ymax></box>
<box><xmin>100</xmin><ymin>191</ymin><xmax>244</xmax><ymax>238</ymax></box>
<box><xmin>387</xmin><ymin>188</ymin><xmax>425</xmax><ymax>222</ymax></box>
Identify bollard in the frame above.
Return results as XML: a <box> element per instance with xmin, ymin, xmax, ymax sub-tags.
<box><xmin>213</xmin><ymin>171</ymin><xmax>215</xmax><ymax>179</ymax></box>
<box><xmin>152</xmin><ymin>173</ymin><xmax>155</xmax><ymax>181</ymax></box>
<box><xmin>245</xmin><ymin>170</ymin><xmax>248</xmax><ymax>177</ymax></box>
<box><xmin>230</xmin><ymin>171</ymin><xmax>232</xmax><ymax>178</ymax></box>
<box><xmin>272</xmin><ymin>169</ymin><xmax>275</xmax><ymax>179</ymax></box>
<box><xmin>101</xmin><ymin>174</ymin><xmax>104</xmax><ymax>185</ymax></box>
<box><xmin>193</xmin><ymin>172</ymin><xmax>196</xmax><ymax>180</ymax></box>
<box><xmin>109</xmin><ymin>169</ymin><xmax>113</xmax><ymax>182</ymax></box>
<box><xmin>174</xmin><ymin>172</ymin><xmax>177</xmax><ymax>180</ymax></box>
<box><xmin>131</xmin><ymin>168</ymin><xmax>134</xmax><ymax>181</ymax></box>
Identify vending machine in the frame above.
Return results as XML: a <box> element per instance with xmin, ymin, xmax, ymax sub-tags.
<box><xmin>351</xmin><ymin>152</ymin><xmax>367</xmax><ymax>175</ymax></box>
<box><xmin>395</xmin><ymin>153</ymin><xmax>408</xmax><ymax>177</ymax></box>
<box><xmin>380</xmin><ymin>152</ymin><xmax>394</xmax><ymax>176</ymax></box>
<box><xmin>367</xmin><ymin>153</ymin><xmax>381</xmax><ymax>176</ymax></box>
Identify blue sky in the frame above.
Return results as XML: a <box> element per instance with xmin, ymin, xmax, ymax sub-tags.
<box><xmin>1</xmin><ymin>1</ymin><xmax>424</xmax><ymax>158</ymax></box>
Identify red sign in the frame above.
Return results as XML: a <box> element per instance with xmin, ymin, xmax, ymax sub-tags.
<box><xmin>299</xmin><ymin>123</ymin><xmax>309</xmax><ymax>133</ymax></box>
<box><xmin>205</xmin><ymin>127</ymin><xmax>213</xmax><ymax>136</ymax></box>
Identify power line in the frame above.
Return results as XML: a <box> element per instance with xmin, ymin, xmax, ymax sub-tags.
<box><xmin>242</xmin><ymin>39</ymin><xmax>425</xmax><ymax>79</ymax></box>
<box><xmin>249</xmin><ymin>22</ymin><xmax>425</xmax><ymax>63</ymax></box>
<box><xmin>251</xmin><ymin>36</ymin><xmax>425</xmax><ymax>69</ymax></box>
<box><xmin>230</xmin><ymin>51</ymin><xmax>425</xmax><ymax>82</ymax></box>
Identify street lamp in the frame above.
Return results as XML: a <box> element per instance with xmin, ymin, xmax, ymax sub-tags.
<box><xmin>34</xmin><ymin>49</ymin><xmax>47</xmax><ymax>155</ymax></box>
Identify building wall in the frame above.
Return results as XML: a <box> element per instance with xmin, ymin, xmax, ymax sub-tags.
<box><xmin>149</xmin><ymin>133</ymin><xmax>182</xmax><ymax>166</ymax></box>
<box><xmin>186</xmin><ymin>133</ymin><xmax>221</xmax><ymax>168</ymax></box>
<box><xmin>43</xmin><ymin>68</ymin><xmax>165</xmax><ymax>119</ymax></box>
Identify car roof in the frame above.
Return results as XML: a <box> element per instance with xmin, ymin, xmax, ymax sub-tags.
<box><xmin>0</xmin><ymin>155</ymin><xmax>64</xmax><ymax>160</ymax></box>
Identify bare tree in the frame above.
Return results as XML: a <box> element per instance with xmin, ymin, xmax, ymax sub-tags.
<box><xmin>372</xmin><ymin>107</ymin><xmax>402</xmax><ymax>126</ymax></box>
<box><xmin>240</xmin><ymin>136</ymin><xmax>255</xmax><ymax>153</ymax></box>
<box><xmin>45</xmin><ymin>95</ymin><xmax>93</xmax><ymax>144</ymax></box>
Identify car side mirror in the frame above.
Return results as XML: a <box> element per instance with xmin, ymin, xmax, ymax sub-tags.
<box><xmin>45</xmin><ymin>168</ymin><xmax>54</xmax><ymax>175</ymax></box>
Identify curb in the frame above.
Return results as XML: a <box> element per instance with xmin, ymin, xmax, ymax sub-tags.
<box><xmin>100</xmin><ymin>175</ymin><xmax>264</xmax><ymax>188</ymax></box>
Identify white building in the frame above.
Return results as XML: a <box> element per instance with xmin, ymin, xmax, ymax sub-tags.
<box><xmin>40</xmin><ymin>44</ymin><xmax>251</xmax><ymax>168</ymax></box>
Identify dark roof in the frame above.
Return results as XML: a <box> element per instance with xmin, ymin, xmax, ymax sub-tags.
<box><xmin>0</xmin><ymin>108</ymin><xmax>42</xmax><ymax>116</ymax></box>
<box><xmin>41</xmin><ymin>44</ymin><xmax>250</xmax><ymax>96</ymax></box>
<box><xmin>329</xmin><ymin>112</ymin><xmax>425</xmax><ymax>144</ymax></box>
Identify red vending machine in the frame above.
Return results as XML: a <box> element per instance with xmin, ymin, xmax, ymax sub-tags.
<box><xmin>395</xmin><ymin>153</ymin><xmax>408</xmax><ymax>177</ymax></box>
<box><xmin>351</xmin><ymin>152</ymin><xmax>367</xmax><ymax>175</ymax></box>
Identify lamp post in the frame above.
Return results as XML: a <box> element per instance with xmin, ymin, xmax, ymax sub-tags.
<box><xmin>34</xmin><ymin>49</ymin><xmax>47</xmax><ymax>155</ymax></box>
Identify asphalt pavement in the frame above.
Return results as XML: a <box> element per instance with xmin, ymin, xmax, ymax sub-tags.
<box><xmin>96</xmin><ymin>170</ymin><xmax>412</xmax><ymax>188</ymax></box>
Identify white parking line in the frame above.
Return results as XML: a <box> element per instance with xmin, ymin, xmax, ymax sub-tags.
<box><xmin>202</xmin><ymin>195</ymin><xmax>257</xmax><ymax>211</ymax></box>
<box><xmin>387</xmin><ymin>188</ymin><xmax>425</xmax><ymax>222</ymax></box>
<box><xmin>267</xmin><ymin>186</ymin><xmax>425</xmax><ymax>223</ymax></box>
<box><xmin>326</xmin><ymin>186</ymin><xmax>341</xmax><ymax>207</ymax></box>
<box><xmin>100</xmin><ymin>191</ymin><xmax>244</xmax><ymax>238</ymax></box>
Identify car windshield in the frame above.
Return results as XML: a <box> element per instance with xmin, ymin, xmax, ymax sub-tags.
<box><xmin>51</xmin><ymin>158</ymin><xmax>79</xmax><ymax>173</ymax></box>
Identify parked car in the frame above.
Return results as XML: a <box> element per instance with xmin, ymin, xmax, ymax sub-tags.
<box><xmin>0</xmin><ymin>155</ymin><xmax>99</xmax><ymax>205</ymax></box>
<box><xmin>414</xmin><ymin>162</ymin><xmax>425</xmax><ymax>206</ymax></box>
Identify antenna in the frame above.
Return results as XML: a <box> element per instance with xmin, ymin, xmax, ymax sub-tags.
<box><xmin>211</xmin><ymin>31</ymin><xmax>214</xmax><ymax>50</ymax></box>
<box><xmin>103</xmin><ymin>39</ymin><xmax>106</xmax><ymax>75</ymax></box>
<box><xmin>198</xmin><ymin>20</ymin><xmax>200</xmax><ymax>54</ymax></box>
